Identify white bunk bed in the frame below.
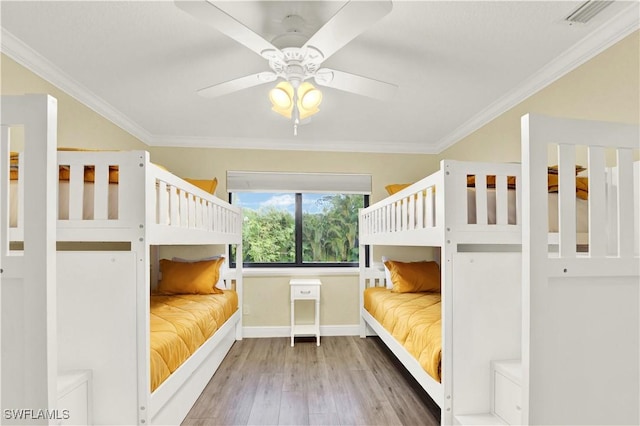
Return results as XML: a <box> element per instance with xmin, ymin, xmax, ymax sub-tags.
<box><xmin>359</xmin><ymin>113</ymin><xmax>639</xmax><ymax>425</ymax></box>
<box><xmin>1</xmin><ymin>94</ymin><xmax>244</xmax><ymax>425</ymax></box>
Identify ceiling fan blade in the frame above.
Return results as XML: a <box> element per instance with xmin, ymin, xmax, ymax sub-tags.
<box><xmin>197</xmin><ymin>72</ymin><xmax>277</xmax><ymax>98</ymax></box>
<box><xmin>175</xmin><ymin>0</ymin><xmax>282</xmax><ymax>59</ymax></box>
<box><xmin>314</xmin><ymin>68</ymin><xmax>397</xmax><ymax>101</ymax></box>
<box><xmin>303</xmin><ymin>0</ymin><xmax>392</xmax><ymax>62</ymax></box>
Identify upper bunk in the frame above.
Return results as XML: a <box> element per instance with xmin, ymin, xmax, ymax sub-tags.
<box><xmin>360</xmin><ymin>114</ymin><xmax>639</xmax><ymax>253</ymax></box>
<box><xmin>5</xmin><ymin>141</ymin><xmax>241</xmax><ymax>247</ymax></box>
<box><xmin>360</xmin><ymin>160</ymin><xmax>522</xmax><ymax>247</ymax></box>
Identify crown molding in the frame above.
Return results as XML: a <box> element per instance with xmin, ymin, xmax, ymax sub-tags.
<box><xmin>152</xmin><ymin>134</ymin><xmax>438</xmax><ymax>154</ymax></box>
<box><xmin>433</xmin><ymin>1</ymin><xmax>640</xmax><ymax>153</ymax></box>
<box><xmin>1</xmin><ymin>28</ymin><xmax>155</xmax><ymax>146</ymax></box>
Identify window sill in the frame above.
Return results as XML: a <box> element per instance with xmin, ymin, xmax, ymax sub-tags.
<box><xmin>238</xmin><ymin>267</ymin><xmax>359</xmax><ymax>278</ymax></box>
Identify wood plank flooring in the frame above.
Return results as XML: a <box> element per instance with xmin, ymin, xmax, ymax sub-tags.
<box><xmin>183</xmin><ymin>336</ymin><xmax>440</xmax><ymax>426</ymax></box>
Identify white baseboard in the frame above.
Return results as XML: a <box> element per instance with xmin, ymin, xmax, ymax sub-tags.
<box><xmin>242</xmin><ymin>324</ymin><xmax>360</xmax><ymax>338</ymax></box>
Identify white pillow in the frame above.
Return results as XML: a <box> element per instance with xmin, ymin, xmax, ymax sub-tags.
<box><xmin>171</xmin><ymin>255</ymin><xmax>227</xmax><ymax>289</ymax></box>
<box><xmin>381</xmin><ymin>256</ymin><xmax>393</xmax><ymax>289</ymax></box>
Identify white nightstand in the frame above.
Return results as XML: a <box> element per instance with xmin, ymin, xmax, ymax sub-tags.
<box><xmin>290</xmin><ymin>278</ymin><xmax>321</xmax><ymax>347</ymax></box>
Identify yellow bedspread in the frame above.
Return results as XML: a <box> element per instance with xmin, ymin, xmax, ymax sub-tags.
<box><xmin>364</xmin><ymin>287</ymin><xmax>441</xmax><ymax>382</ymax></box>
<box><xmin>150</xmin><ymin>291</ymin><xmax>238</xmax><ymax>392</ymax></box>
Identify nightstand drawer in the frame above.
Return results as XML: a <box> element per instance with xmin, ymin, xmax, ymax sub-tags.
<box><xmin>291</xmin><ymin>286</ymin><xmax>319</xmax><ymax>300</ymax></box>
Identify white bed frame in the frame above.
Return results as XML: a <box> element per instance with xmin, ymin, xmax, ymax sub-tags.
<box><xmin>359</xmin><ymin>113</ymin><xmax>639</xmax><ymax>425</ymax></box>
<box><xmin>1</xmin><ymin>94</ymin><xmax>244</xmax><ymax>425</ymax></box>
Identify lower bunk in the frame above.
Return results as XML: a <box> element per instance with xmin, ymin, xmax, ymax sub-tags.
<box><xmin>360</xmin><ymin>261</ymin><xmax>444</xmax><ymax>408</ymax></box>
<box><xmin>57</xmin><ymin>251</ymin><xmax>241</xmax><ymax>425</ymax></box>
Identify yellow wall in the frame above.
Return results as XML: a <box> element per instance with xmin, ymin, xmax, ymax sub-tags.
<box><xmin>439</xmin><ymin>30</ymin><xmax>640</xmax><ymax>164</ymax></box>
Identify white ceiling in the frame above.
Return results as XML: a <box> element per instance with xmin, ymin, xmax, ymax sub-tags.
<box><xmin>1</xmin><ymin>1</ymin><xmax>637</xmax><ymax>154</ymax></box>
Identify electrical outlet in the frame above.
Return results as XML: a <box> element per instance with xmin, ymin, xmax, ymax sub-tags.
<box><xmin>243</xmin><ymin>304</ymin><xmax>250</xmax><ymax>315</ymax></box>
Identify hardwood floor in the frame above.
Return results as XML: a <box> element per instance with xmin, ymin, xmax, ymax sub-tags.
<box><xmin>183</xmin><ymin>336</ymin><xmax>440</xmax><ymax>426</ymax></box>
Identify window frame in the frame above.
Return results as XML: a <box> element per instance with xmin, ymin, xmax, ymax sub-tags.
<box><xmin>229</xmin><ymin>192</ymin><xmax>369</xmax><ymax>268</ymax></box>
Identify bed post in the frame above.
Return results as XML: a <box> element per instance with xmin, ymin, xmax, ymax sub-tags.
<box><xmin>439</xmin><ymin>160</ymin><xmax>459</xmax><ymax>425</ymax></box>
<box><xmin>235</xmin><ymin>240</ymin><xmax>243</xmax><ymax>340</ymax></box>
<box><xmin>0</xmin><ymin>94</ymin><xmax>58</xmax><ymax>418</ymax></box>
<box><xmin>129</xmin><ymin>151</ymin><xmax>153</xmax><ymax>426</ymax></box>
<box><xmin>358</xmin><ymin>240</ymin><xmax>364</xmax><ymax>338</ymax></box>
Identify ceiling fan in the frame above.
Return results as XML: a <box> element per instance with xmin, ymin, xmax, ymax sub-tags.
<box><xmin>174</xmin><ymin>0</ymin><xmax>397</xmax><ymax>134</ymax></box>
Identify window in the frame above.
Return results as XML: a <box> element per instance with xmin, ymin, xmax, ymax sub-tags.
<box><xmin>231</xmin><ymin>192</ymin><xmax>368</xmax><ymax>267</ymax></box>
<box><xmin>227</xmin><ymin>171</ymin><xmax>371</xmax><ymax>267</ymax></box>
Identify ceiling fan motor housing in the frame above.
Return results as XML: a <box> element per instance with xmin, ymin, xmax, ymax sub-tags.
<box><xmin>263</xmin><ymin>47</ymin><xmax>324</xmax><ymax>86</ymax></box>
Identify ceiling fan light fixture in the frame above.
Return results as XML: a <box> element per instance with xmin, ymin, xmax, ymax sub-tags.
<box><xmin>269</xmin><ymin>82</ymin><xmax>294</xmax><ymax>118</ymax></box>
<box><xmin>298</xmin><ymin>82</ymin><xmax>323</xmax><ymax>110</ymax></box>
<box><xmin>269</xmin><ymin>81</ymin><xmax>322</xmax><ymax>122</ymax></box>
<box><xmin>269</xmin><ymin>82</ymin><xmax>293</xmax><ymax>108</ymax></box>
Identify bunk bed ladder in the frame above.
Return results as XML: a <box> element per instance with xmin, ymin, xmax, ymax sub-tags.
<box><xmin>1</xmin><ymin>94</ymin><xmax>59</xmax><ymax>419</ymax></box>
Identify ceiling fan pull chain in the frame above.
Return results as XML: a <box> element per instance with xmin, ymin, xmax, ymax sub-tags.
<box><xmin>293</xmin><ymin>91</ymin><xmax>300</xmax><ymax>136</ymax></box>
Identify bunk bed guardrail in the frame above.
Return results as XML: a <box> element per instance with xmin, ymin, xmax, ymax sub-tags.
<box><xmin>9</xmin><ymin>150</ymin><xmax>242</xmax><ymax>244</ymax></box>
<box><xmin>360</xmin><ymin>160</ymin><xmax>522</xmax><ymax>246</ymax></box>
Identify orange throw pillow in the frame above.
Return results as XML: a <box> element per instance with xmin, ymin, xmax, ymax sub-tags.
<box><xmin>184</xmin><ymin>178</ymin><xmax>218</xmax><ymax>195</ymax></box>
<box><xmin>383</xmin><ymin>260</ymin><xmax>440</xmax><ymax>293</ymax></box>
<box><xmin>385</xmin><ymin>183</ymin><xmax>412</xmax><ymax>195</ymax></box>
<box><xmin>157</xmin><ymin>257</ymin><xmax>224</xmax><ymax>295</ymax></box>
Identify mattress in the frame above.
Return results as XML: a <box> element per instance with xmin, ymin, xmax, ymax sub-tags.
<box><xmin>466</xmin><ymin>189</ymin><xmax>589</xmax><ymax>233</ymax></box>
<box><xmin>149</xmin><ymin>291</ymin><xmax>238</xmax><ymax>392</ymax></box>
<box><xmin>364</xmin><ymin>287</ymin><xmax>442</xmax><ymax>382</ymax></box>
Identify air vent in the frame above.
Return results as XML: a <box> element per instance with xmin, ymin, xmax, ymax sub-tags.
<box><xmin>565</xmin><ymin>0</ymin><xmax>614</xmax><ymax>24</ymax></box>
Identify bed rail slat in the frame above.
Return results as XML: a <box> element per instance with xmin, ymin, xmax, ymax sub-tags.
<box><xmin>93</xmin><ymin>164</ymin><xmax>109</xmax><ymax>220</ymax></box>
<box><xmin>616</xmin><ymin>149</ymin><xmax>634</xmax><ymax>258</ymax></box>
<box><xmin>1</xmin><ymin>126</ymin><xmax>9</xmax><ymax>252</ymax></box>
<box><xmin>17</xmin><ymin>153</ymin><xmax>24</xmax><ymax>229</ymax></box>
<box><xmin>68</xmin><ymin>164</ymin><xmax>84</xmax><ymax>220</ymax></box>
<box><xmin>188</xmin><ymin>194</ymin><xmax>196</xmax><ymax>228</ymax></box>
<box><xmin>196</xmin><ymin>197</ymin><xmax>203</xmax><ymax>229</ymax></box>
<box><xmin>408</xmin><ymin>193</ymin><xmax>415</xmax><ymax>230</ymax></box>
<box><xmin>215</xmin><ymin>205</ymin><xmax>222</xmax><ymax>233</ymax></box>
<box><xmin>475</xmin><ymin>174</ymin><xmax>488</xmax><ymax>225</ymax></box>
<box><xmin>587</xmin><ymin>147</ymin><xmax>606</xmax><ymax>257</ymax></box>
<box><xmin>203</xmin><ymin>200</ymin><xmax>209</xmax><ymax>231</ymax></box>
<box><xmin>210</xmin><ymin>204</ymin><xmax>217</xmax><ymax>233</ymax></box>
<box><xmin>157</xmin><ymin>181</ymin><xmax>168</xmax><ymax>226</ymax></box>
<box><xmin>515</xmin><ymin>175</ymin><xmax>521</xmax><ymax>227</ymax></box>
<box><xmin>169</xmin><ymin>185</ymin><xmax>178</xmax><ymax>227</ymax></box>
<box><xmin>495</xmin><ymin>175</ymin><xmax>508</xmax><ymax>225</ymax></box>
<box><xmin>402</xmin><ymin>198</ymin><xmax>408</xmax><ymax>231</ymax></box>
<box><xmin>180</xmin><ymin>190</ymin><xmax>188</xmax><ymax>228</ymax></box>
<box><xmin>426</xmin><ymin>186</ymin><xmax>435</xmax><ymax>228</ymax></box>
<box><xmin>382</xmin><ymin>206</ymin><xmax>388</xmax><ymax>234</ymax></box>
<box><xmin>204</xmin><ymin>201</ymin><xmax>212</xmax><ymax>231</ymax></box>
<box><xmin>558</xmin><ymin>144</ymin><xmax>576</xmax><ymax>258</ymax></box>
<box><xmin>393</xmin><ymin>201</ymin><xmax>398</xmax><ymax>232</ymax></box>
<box><xmin>634</xmin><ymin>162</ymin><xmax>639</xmax><ymax>257</ymax></box>
<box><xmin>416</xmin><ymin>190</ymin><xmax>424</xmax><ymax>229</ymax></box>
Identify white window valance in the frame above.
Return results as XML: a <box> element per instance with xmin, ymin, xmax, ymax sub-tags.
<box><xmin>227</xmin><ymin>171</ymin><xmax>371</xmax><ymax>195</ymax></box>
